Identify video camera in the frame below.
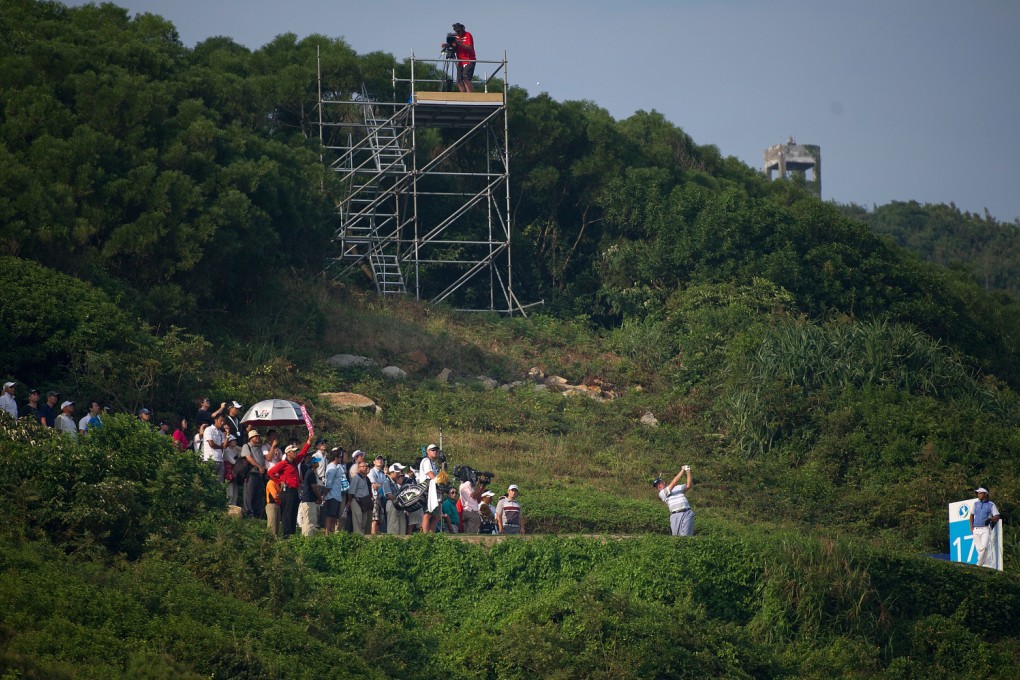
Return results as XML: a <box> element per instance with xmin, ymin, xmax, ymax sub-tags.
<box><xmin>453</xmin><ymin>464</ymin><xmax>495</xmax><ymax>488</ymax></box>
<box><xmin>441</xmin><ymin>32</ymin><xmax>458</xmax><ymax>58</ymax></box>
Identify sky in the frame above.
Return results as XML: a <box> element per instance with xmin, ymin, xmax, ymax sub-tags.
<box><xmin>70</xmin><ymin>0</ymin><xmax>1020</xmax><ymax>222</ymax></box>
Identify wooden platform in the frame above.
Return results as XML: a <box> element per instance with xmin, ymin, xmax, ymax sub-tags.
<box><xmin>411</xmin><ymin>91</ymin><xmax>504</xmax><ymax>127</ymax></box>
<box><xmin>413</xmin><ymin>91</ymin><xmax>504</xmax><ymax>104</ymax></box>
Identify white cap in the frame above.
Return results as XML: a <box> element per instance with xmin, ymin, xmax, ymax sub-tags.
<box><xmin>247</xmin><ymin>430</ymin><xmax>261</xmax><ymax>439</ymax></box>
<box><xmin>285</xmin><ymin>444</ymin><xmax>299</xmax><ymax>454</ymax></box>
<box><xmin>231</xmin><ymin>401</ymin><xmax>242</xmax><ymax>408</ymax></box>
<box><xmin>975</xmin><ymin>487</ymin><xmax>989</xmax><ymax>494</ymax></box>
<box><xmin>508</xmin><ymin>484</ymin><xmax>519</xmax><ymax>492</ymax></box>
<box><xmin>352</xmin><ymin>449</ymin><xmax>366</xmax><ymax>459</ymax></box>
<box><xmin>389</xmin><ymin>463</ymin><xmax>406</xmax><ymax>473</ymax></box>
<box><xmin>3</xmin><ymin>381</ymin><xmax>15</xmax><ymax>389</ymax></box>
<box><xmin>481</xmin><ymin>490</ymin><xmax>495</xmax><ymax>498</ymax></box>
<box><xmin>427</xmin><ymin>444</ymin><xmax>439</xmax><ymax>451</ymax></box>
<box><xmin>60</xmin><ymin>400</ymin><xmax>75</xmax><ymax>409</ymax></box>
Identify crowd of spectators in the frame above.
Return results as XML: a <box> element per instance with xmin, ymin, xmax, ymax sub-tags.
<box><xmin>1</xmin><ymin>383</ymin><xmax>525</xmax><ymax>539</ymax></box>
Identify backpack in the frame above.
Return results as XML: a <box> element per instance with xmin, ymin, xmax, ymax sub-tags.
<box><xmin>393</xmin><ymin>482</ymin><xmax>428</xmax><ymax>512</ymax></box>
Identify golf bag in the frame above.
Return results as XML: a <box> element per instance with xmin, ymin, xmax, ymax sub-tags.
<box><xmin>393</xmin><ymin>482</ymin><xmax>428</xmax><ymax>512</ymax></box>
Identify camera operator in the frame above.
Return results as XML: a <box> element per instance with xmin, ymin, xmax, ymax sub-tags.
<box><xmin>459</xmin><ymin>472</ymin><xmax>485</xmax><ymax>534</ymax></box>
<box><xmin>653</xmin><ymin>465</ymin><xmax>695</xmax><ymax>536</ymax></box>
<box><xmin>440</xmin><ymin>22</ymin><xmax>475</xmax><ymax>92</ymax></box>
<box><xmin>970</xmin><ymin>487</ymin><xmax>1002</xmax><ymax>569</ymax></box>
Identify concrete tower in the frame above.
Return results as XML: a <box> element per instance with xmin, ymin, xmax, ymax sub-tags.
<box><xmin>764</xmin><ymin>137</ymin><xmax>821</xmax><ymax>197</ymax></box>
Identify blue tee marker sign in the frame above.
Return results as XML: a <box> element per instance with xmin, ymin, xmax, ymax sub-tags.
<box><xmin>949</xmin><ymin>498</ymin><xmax>978</xmax><ymax>565</ymax></box>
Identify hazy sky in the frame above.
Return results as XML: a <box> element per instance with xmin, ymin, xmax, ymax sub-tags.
<box><xmin>69</xmin><ymin>1</ymin><xmax>1020</xmax><ymax>221</ymax></box>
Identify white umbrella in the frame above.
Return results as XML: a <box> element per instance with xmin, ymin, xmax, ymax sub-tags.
<box><xmin>240</xmin><ymin>399</ymin><xmax>305</xmax><ymax>426</ymax></box>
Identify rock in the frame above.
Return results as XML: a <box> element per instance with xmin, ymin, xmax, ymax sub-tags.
<box><xmin>382</xmin><ymin>366</ymin><xmax>408</xmax><ymax>379</ymax></box>
<box><xmin>544</xmin><ymin>375</ymin><xmax>568</xmax><ymax>388</ymax></box>
<box><xmin>476</xmin><ymin>375</ymin><xmax>499</xmax><ymax>390</ymax></box>
<box><xmin>319</xmin><ymin>392</ymin><xmax>382</xmax><ymax>416</ymax></box>
<box><xmin>227</xmin><ymin>505</ymin><xmax>244</xmax><ymax>518</ymax></box>
<box><xmin>326</xmin><ymin>353</ymin><xmax>376</xmax><ymax>369</ymax></box>
<box><xmin>499</xmin><ymin>383</ymin><xmax>511</xmax><ymax>391</ymax></box>
<box><xmin>640</xmin><ymin>411</ymin><xmax>659</xmax><ymax>428</ymax></box>
<box><xmin>435</xmin><ymin>368</ymin><xmax>453</xmax><ymax>383</ymax></box>
<box><xmin>527</xmin><ymin>366</ymin><xmax>546</xmax><ymax>381</ymax></box>
<box><xmin>533</xmin><ymin>384</ymin><xmax>548</xmax><ymax>392</ymax></box>
<box><xmin>405</xmin><ymin>350</ymin><xmax>429</xmax><ymax>371</ymax></box>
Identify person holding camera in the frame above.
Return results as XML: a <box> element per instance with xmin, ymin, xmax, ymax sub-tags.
<box><xmin>970</xmin><ymin>487</ymin><xmax>1002</xmax><ymax>569</ymax></box>
<box><xmin>443</xmin><ymin>22</ymin><xmax>475</xmax><ymax>92</ymax></box>
<box><xmin>653</xmin><ymin>465</ymin><xmax>695</xmax><ymax>536</ymax></box>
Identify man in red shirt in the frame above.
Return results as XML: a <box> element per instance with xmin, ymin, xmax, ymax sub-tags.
<box><xmin>268</xmin><ymin>435</ymin><xmax>312</xmax><ymax>537</ymax></box>
<box><xmin>451</xmin><ymin>22</ymin><xmax>475</xmax><ymax>92</ymax></box>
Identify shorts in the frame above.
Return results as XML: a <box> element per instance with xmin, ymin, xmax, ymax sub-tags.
<box><xmin>324</xmin><ymin>498</ymin><xmax>342</xmax><ymax>518</ymax></box>
<box><xmin>372</xmin><ymin>496</ymin><xmax>385</xmax><ymax>522</ymax></box>
<box><xmin>457</xmin><ymin>61</ymin><xmax>475</xmax><ymax>84</ymax></box>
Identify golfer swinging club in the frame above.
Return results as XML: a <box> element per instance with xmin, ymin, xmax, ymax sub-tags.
<box><xmin>653</xmin><ymin>465</ymin><xmax>694</xmax><ymax>536</ymax></box>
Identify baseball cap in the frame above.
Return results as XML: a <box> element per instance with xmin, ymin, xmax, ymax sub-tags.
<box><xmin>651</xmin><ymin>477</ymin><xmax>664</xmax><ymax>487</ymax></box>
<box><xmin>29</xmin><ymin>388</ymin><xmax>39</xmax><ymax>395</ymax></box>
<box><xmin>231</xmin><ymin>401</ymin><xmax>242</xmax><ymax>408</ymax></box>
<box><xmin>388</xmin><ymin>463</ymin><xmax>406</xmax><ymax>473</ymax></box>
<box><xmin>331</xmin><ymin>446</ymin><xmax>345</xmax><ymax>455</ymax></box>
<box><xmin>247</xmin><ymin>430</ymin><xmax>261</xmax><ymax>439</ymax></box>
<box><xmin>508</xmin><ymin>484</ymin><xmax>519</xmax><ymax>492</ymax></box>
<box><xmin>352</xmin><ymin>449</ymin><xmax>366</xmax><ymax>459</ymax></box>
<box><xmin>427</xmin><ymin>444</ymin><xmax>439</xmax><ymax>451</ymax></box>
<box><xmin>975</xmin><ymin>487</ymin><xmax>989</xmax><ymax>494</ymax></box>
<box><xmin>46</xmin><ymin>391</ymin><xmax>59</xmax><ymax>398</ymax></box>
<box><xmin>285</xmin><ymin>444</ymin><xmax>299</xmax><ymax>454</ymax></box>
<box><xmin>3</xmin><ymin>381</ymin><xmax>15</xmax><ymax>389</ymax></box>
<box><xmin>139</xmin><ymin>407</ymin><xmax>151</xmax><ymax>415</ymax></box>
<box><xmin>310</xmin><ymin>454</ymin><xmax>323</xmax><ymax>464</ymax></box>
<box><xmin>481</xmin><ymin>490</ymin><xmax>495</xmax><ymax>498</ymax></box>
<box><xmin>60</xmin><ymin>400</ymin><xmax>74</xmax><ymax>409</ymax></box>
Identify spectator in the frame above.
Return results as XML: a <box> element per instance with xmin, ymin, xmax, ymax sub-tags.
<box><xmin>419</xmin><ymin>444</ymin><xmax>442</xmax><ymax>533</ymax></box>
<box><xmin>265</xmin><ymin>477</ymin><xmax>282</xmax><ymax>536</ymax></box>
<box><xmin>23</xmin><ymin>388</ymin><xmax>40</xmax><ymax>422</ymax></box>
<box><xmin>38</xmin><ymin>391</ymin><xmax>58</xmax><ymax>427</ymax></box>
<box><xmin>265</xmin><ymin>429</ymin><xmax>283</xmax><ymax>468</ymax></box>
<box><xmin>193</xmin><ymin>423</ymin><xmax>206</xmax><ymax>453</ymax></box>
<box><xmin>348</xmin><ymin>458</ymin><xmax>373</xmax><ymax>535</ymax></box>
<box><xmin>322</xmin><ymin>449</ymin><xmax>348</xmax><ymax>535</ymax></box>
<box><xmin>298</xmin><ymin>454</ymin><xmax>323</xmax><ymax>537</ymax></box>
<box><xmin>223</xmin><ymin>434</ymin><xmax>242</xmax><ymax>506</ymax></box>
<box><xmin>195</xmin><ymin>397</ymin><xmax>225</xmax><ymax>429</ymax></box>
<box><xmin>496</xmin><ymin>484</ymin><xmax>524</xmax><ymax>535</ymax></box>
<box><xmin>78</xmin><ymin>401</ymin><xmax>103</xmax><ymax>436</ymax></box>
<box><xmin>55</xmin><ymin>401</ymin><xmax>77</xmax><ymax>439</ymax></box>
<box><xmin>348</xmin><ymin>449</ymin><xmax>366</xmax><ymax>479</ymax></box>
<box><xmin>242</xmin><ymin>430</ymin><xmax>269</xmax><ymax>519</ymax></box>
<box><xmin>202</xmin><ymin>414</ymin><xmax>228</xmax><ymax>481</ymax></box>
<box><xmin>171</xmin><ymin>418</ymin><xmax>190</xmax><ymax>451</ymax></box>
<box><xmin>267</xmin><ymin>436</ymin><xmax>312</xmax><ymax>537</ymax></box>
<box><xmin>369</xmin><ymin>455</ymin><xmax>388</xmax><ymax>535</ymax></box>
<box><xmin>224</xmin><ymin>401</ymin><xmax>243</xmax><ymax>441</ymax></box>
<box><xmin>442</xmin><ymin>487</ymin><xmax>461</xmax><ymax>533</ymax></box>
<box><xmin>157</xmin><ymin>421</ymin><xmax>171</xmax><ymax>436</ymax></box>
<box><xmin>479</xmin><ymin>490</ymin><xmax>498</xmax><ymax>534</ymax></box>
<box><xmin>459</xmin><ymin>476</ymin><xmax>483</xmax><ymax>534</ymax></box>
<box><xmin>1</xmin><ymin>381</ymin><xmax>18</xmax><ymax>419</ymax></box>
<box><xmin>138</xmin><ymin>407</ymin><xmax>153</xmax><ymax>427</ymax></box>
<box><xmin>383</xmin><ymin>463</ymin><xmax>407</xmax><ymax>536</ymax></box>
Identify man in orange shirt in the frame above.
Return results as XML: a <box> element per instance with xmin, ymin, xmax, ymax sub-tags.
<box><xmin>451</xmin><ymin>22</ymin><xmax>475</xmax><ymax>92</ymax></box>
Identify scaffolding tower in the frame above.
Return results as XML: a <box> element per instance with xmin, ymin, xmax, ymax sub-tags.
<box><xmin>317</xmin><ymin>49</ymin><xmax>528</xmax><ymax>315</ymax></box>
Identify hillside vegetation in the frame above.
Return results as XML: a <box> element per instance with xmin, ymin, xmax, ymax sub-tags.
<box><xmin>2</xmin><ymin>1</ymin><xmax>1020</xmax><ymax>677</ymax></box>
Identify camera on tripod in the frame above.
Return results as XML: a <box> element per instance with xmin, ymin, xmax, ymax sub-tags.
<box><xmin>441</xmin><ymin>32</ymin><xmax>458</xmax><ymax>58</ymax></box>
